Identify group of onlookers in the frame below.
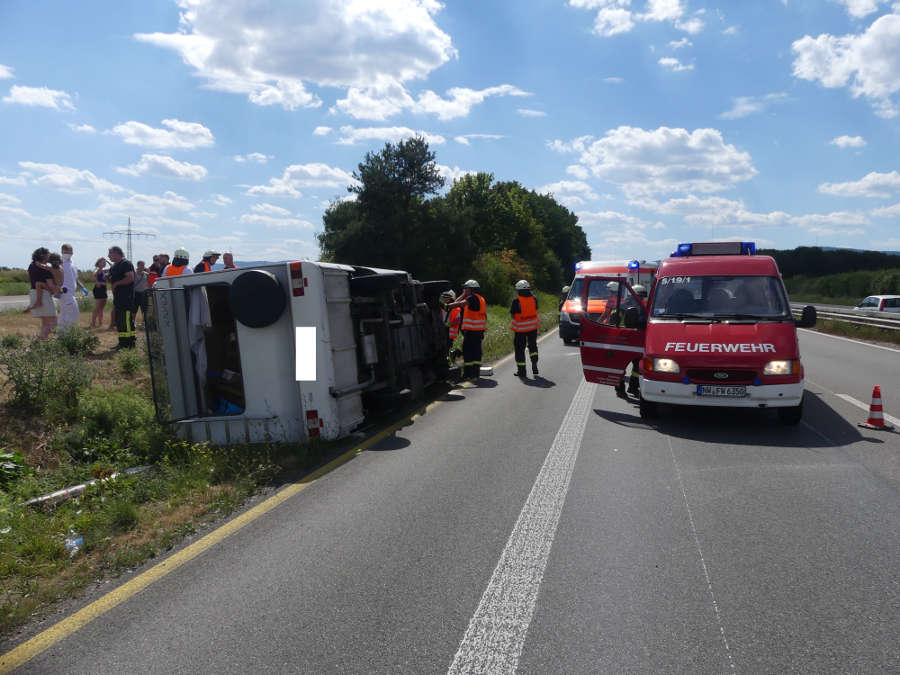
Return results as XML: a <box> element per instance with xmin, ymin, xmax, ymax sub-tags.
<box><xmin>26</xmin><ymin>245</ymin><xmax>238</xmax><ymax>344</ymax></box>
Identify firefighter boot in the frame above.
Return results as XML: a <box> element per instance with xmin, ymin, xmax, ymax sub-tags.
<box><xmin>531</xmin><ymin>357</ymin><xmax>539</xmax><ymax>376</ymax></box>
<box><xmin>515</xmin><ymin>365</ymin><xmax>527</xmax><ymax>377</ymax></box>
<box><xmin>627</xmin><ymin>375</ymin><xmax>640</xmax><ymax>397</ymax></box>
<box><xmin>615</xmin><ymin>382</ymin><xmax>628</xmax><ymax>400</ymax></box>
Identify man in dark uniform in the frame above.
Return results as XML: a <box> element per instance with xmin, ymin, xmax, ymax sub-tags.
<box><xmin>510</xmin><ymin>279</ymin><xmax>540</xmax><ymax>377</ymax></box>
<box><xmin>107</xmin><ymin>246</ymin><xmax>136</xmax><ymax>349</ymax></box>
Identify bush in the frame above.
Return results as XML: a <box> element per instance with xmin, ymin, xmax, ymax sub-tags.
<box><xmin>116</xmin><ymin>349</ymin><xmax>144</xmax><ymax>376</ymax></box>
<box><xmin>0</xmin><ymin>340</ymin><xmax>93</xmax><ymax>414</ymax></box>
<box><xmin>70</xmin><ymin>386</ymin><xmax>166</xmax><ymax>463</ymax></box>
<box><xmin>1</xmin><ymin>334</ymin><xmax>24</xmax><ymax>349</ymax></box>
<box><xmin>54</xmin><ymin>326</ymin><xmax>99</xmax><ymax>357</ymax></box>
<box><xmin>0</xmin><ymin>451</ymin><xmax>28</xmax><ymax>486</ymax></box>
<box><xmin>471</xmin><ymin>249</ymin><xmax>535</xmax><ymax>305</ymax></box>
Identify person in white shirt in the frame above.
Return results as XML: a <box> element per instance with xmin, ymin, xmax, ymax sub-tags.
<box><xmin>58</xmin><ymin>243</ymin><xmax>85</xmax><ymax>329</ymax></box>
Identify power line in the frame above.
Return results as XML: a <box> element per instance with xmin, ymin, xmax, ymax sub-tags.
<box><xmin>103</xmin><ymin>217</ymin><xmax>157</xmax><ymax>261</ymax></box>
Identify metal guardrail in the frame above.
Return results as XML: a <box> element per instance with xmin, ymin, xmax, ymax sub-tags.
<box><xmin>790</xmin><ymin>303</ymin><xmax>900</xmax><ymax>331</ymax></box>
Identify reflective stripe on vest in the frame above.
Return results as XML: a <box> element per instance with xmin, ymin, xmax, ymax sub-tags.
<box><xmin>511</xmin><ymin>295</ymin><xmax>539</xmax><ymax>332</ymax></box>
<box><xmin>165</xmin><ymin>264</ymin><xmax>187</xmax><ymax>276</ymax></box>
<box><xmin>461</xmin><ymin>294</ymin><xmax>487</xmax><ymax>331</ymax></box>
<box><xmin>447</xmin><ymin>306</ymin><xmax>462</xmax><ymax>339</ymax></box>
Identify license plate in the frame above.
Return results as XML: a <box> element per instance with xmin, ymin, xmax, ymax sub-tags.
<box><xmin>697</xmin><ymin>385</ymin><xmax>747</xmax><ymax>397</ymax></box>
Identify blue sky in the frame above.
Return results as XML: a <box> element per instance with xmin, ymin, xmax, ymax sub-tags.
<box><xmin>2</xmin><ymin>0</ymin><xmax>900</xmax><ymax>271</ymax></box>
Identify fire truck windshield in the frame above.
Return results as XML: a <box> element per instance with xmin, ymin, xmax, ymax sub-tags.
<box><xmin>651</xmin><ymin>275</ymin><xmax>791</xmax><ymax>320</ymax></box>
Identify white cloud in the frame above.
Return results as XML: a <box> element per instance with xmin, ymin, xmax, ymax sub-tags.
<box><xmin>239</xmin><ymin>213</ymin><xmax>314</xmax><ymax>229</ymax></box>
<box><xmin>334</xmin><ymin>83</ymin><xmax>529</xmax><ymax>121</ymax></box>
<box><xmin>870</xmin><ymin>202</ymin><xmax>900</xmax><ymax>217</ymax></box>
<box><xmin>251</xmin><ymin>202</ymin><xmax>291</xmax><ymax>216</ymax></box>
<box><xmin>517</xmin><ymin>108</ymin><xmax>547</xmax><ymax>117</ymax></box>
<box><xmin>135</xmin><ymin>0</ymin><xmax>458</xmax><ymax>114</ymax></box>
<box><xmin>675</xmin><ymin>17</ymin><xmax>704</xmax><ymax>34</ymax></box>
<box><xmin>0</xmin><ymin>64</ymin><xmax>14</xmax><ymax>79</ymax></box>
<box><xmin>454</xmin><ymin>133</ymin><xmax>504</xmax><ymax>145</ymax></box>
<box><xmin>554</xmin><ymin>126</ymin><xmax>757</xmax><ymax>198</ymax></box>
<box><xmin>313</xmin><ymin>126</ymin><xmax>332</xmax><ymax>136</ymax></box>
<box><xmin>566</xmin><ymin>164</ymin><xmax>590</xmax><ymax>180</ymax></box>
<box><xmin>336</xmin><ymin>125</ymin><xmax>446</xmax><ymax>146</ymax></box>
<box><xmin>117</xmin><ymin>154</ymin><xmax>208</xmax><ymax>180</ymax></box>
<box><xmin>211</xmin><ymin>193</ymin><xmax>232</xmax><ymax>206</ymax></box>
<box><xmin>0</xmin><ymin>175</ymin><xmax>26</xmax><ymax>186</ymax></box>
<box><xmin>834</xmin><ymin>0</ymin><xmax>886</xmax><ymax>18</ymax></box>
<box><xmin>792</xmin><ymin>12</ymin><xmax>900</xmax><ymax>118</ymax></box>
<box><xmin>669</xmin><ymin>37</ymin><xmax>693</xmax><ymax>49</ymax></box>
<box><xmin>638</xmin><ymin>194</ymin><xmax>792</xmax><ymax>227</ymax></box>
<box><xmin>538</xmin><ymin>180</ymin><xmax>600</xmax><ymax>207</ymax></box>
<box><xmin>0</xmin><ymin>193</ymin><xmax>21</xmax><ymax>205</ymax></box>
<box><xmin>658</xmin><ymin>57</ymin><xmax>694</xmax><ymax>71</ymax></box>
<box><xmin>436</xmin><ymin>164</ymin><xmax>476</xmax><ymax>183</ymax></box>
<box><xmin>246</xmin><ymin>163</ymin><xmax>356</xmax><ymax>198</ymax></box>
<box><xmin>642</xmin><ymin>0</ymin><xmax>684</xmax><ymax>22</ymax></box>
<box><xmin>593</xmin><ymin>8</ymin><xmax>636</xmax><ymax>36</ymax></box>
<box><xmin>603</xmin><ymin>76</ymin><xmax>624</xmax><ymax>84</ymax></box>
<box><xmin>2</xmin><ymin>85</ymin><xmax>75</xmax><ymax>111</ymax></box>
<box><xmin>791</xmin><ymin>212</ymin><xmax>869</xmax><ymax>227</ymax></box>
<box><xmin>68</xmin><ymin>123</ymin><xmax>96</xmax><ymax>134</ymax></box>
<box><xmin>110</xmin><ymin>119</ymin><xmax>215</xmax><ymax>149</ymax></box>
<box><xmin>819</xmin><ymin>170</ymin><xmax>900</xmax><ymax>197</ymax></box>
<box><xmin>19</xmin><ymin>161</ymin><xmax>124</xmax><ymax>194</ymax></box>
<box><xmin>572</xmin><ymin>0</ymin><xmax>703</xmax><ymax>37</ymax></box>
<box><xmin>829</xmin><ymin>134</ymin><xmax>867</xmax><ymax>148</ymax></box>
<box><xmin>719</xmin><ymin>93</ymin><xmax>788</xmax><ymax>119</ymax></box>
<box><xmin>577</xmin><ymin>210</ymin><xmax>653</xmax><ymax>229</ymax></box>
<box><xmin>722</xmin><ymin>25</ymin><xmax>738</xmax><ymax>35</ymax></box>
<box><xmin>234</xmin><ymin>152</ymin><xmax>272</xmax><ymax>163</ymax></box>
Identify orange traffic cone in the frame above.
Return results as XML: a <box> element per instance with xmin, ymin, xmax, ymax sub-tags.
<box><xmin>858</xmin><ymin>386</ymin><xmax>895</xmax><ymax>431</ymax></box>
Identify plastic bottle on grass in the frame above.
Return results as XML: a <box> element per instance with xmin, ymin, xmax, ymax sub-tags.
<box><xmin>65</xmin><ymin>530</ymin><xmax>84</xmax><ymax>557</ymax></box>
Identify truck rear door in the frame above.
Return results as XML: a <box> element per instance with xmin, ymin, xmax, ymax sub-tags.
<box><xmin>579</xmin><ymin>276</ymin><xmax>646</xmax><ymax>386</ymax></box>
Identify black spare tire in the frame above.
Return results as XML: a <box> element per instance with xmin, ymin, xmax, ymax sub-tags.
<box><xmin>229</xmin><ymin>270</ymin><xmax>286</xmax><ymax>328</ymax></box>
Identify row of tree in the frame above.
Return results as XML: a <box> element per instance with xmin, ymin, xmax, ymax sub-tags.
<box><xmin>317</xmin><ymin>137</ymin><xmax>591</xmax><ymax>304</ymax></box>
<box><xmin>760</xmin><ymin>246</ymin><xmax>900</xmax><ymax>278</ymax></box>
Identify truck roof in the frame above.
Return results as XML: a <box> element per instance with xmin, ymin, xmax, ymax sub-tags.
<box><xmin>657</xmin><ymin>254</ymin><xmax>780</xmax><ymax>276</ymax></box>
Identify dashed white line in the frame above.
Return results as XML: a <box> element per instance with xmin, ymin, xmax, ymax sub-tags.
<box><xmin>666</xmin><ymin>436</ymin><xmax>736</xmax><ymax>673</ymax></box>
<box><xmin>447</xmin><ymin>378</ymin><xmax>596</xmax><ymax>675</ymax></box>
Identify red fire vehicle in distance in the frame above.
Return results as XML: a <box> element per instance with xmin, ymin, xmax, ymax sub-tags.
<box><xmin>578</xmin><ymin>242</ymin><xmax>818</xmax><ymax>424</ymax></box>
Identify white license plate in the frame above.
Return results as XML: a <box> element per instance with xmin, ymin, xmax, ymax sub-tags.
<box><xmin>697</xmin><ymin>385</ymin><xmax>747</xmax><ymax>397</ymax></box>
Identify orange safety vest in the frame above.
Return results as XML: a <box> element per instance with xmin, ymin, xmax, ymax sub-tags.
<box><xmin>510</xmin><ymin>295</ymin><xmax>539</xmax><ymax>332</ymax></box>
<box><xmin>461</xmin><ymin>293</ymin><xmax>487</xmax><ymax>332</ymax></box>
<box><xmin>446</xmin><ymin>306</ymin><xmax>462</xmax><ymax>339</ymax></box>
<box><xmin>165</xmin><ymin>264</ymin><xmax>188</xmax><ymax>277</ymax></box>
<box><xmin>147</xmin><ymin>271</ymin><xmax>159</xmax><ymax>287</ymax></box>
<box><xmin>198</xmin><ymin>261</ymin><xmax>211</xmax><ymax>273</ymax></box>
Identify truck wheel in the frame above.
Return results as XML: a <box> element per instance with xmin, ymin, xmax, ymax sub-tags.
<box><xmin>777</xmin><ymin>402</ymin><xmax>803</xmax><ymax>425</ymax></box>
<box><xmin>639</xmin><ymin>397</ymin><xmax>658</xmax><ymax>419</ymax></box>
<box><xmin>230</xmin><ymin>270</ymin><xmax>286</xmax><ymax>328</ymax></box>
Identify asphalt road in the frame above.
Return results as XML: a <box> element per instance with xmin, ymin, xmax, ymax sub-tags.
<box><xmin>5</xmin><ymin>328</ymin><xmax>900</xmax><ymax>673</ymax></box>
<box><xmin>0</xmin><ymin>295</ymin><xmax>29</xmax><ymax>312</ymax></box>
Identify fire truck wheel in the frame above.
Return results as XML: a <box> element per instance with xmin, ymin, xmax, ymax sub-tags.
<box><xmin>229</xmin><ymin>270</ymin><xmax>286</xmax><ymax>328</ymax></box>
<box><xmin>777</xmin><ymin>402</ymin><xmax>803</xmax><ymax>425</ymax></box>
<box><xmin>639</xmin><ymin>396</ymin><xmax>658</xmax><ymax>419</ymax></box>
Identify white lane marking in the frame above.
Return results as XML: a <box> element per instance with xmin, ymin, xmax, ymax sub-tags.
<box><xmin>835</xmin><ymin>393</ymin><xmax>900</xmax><ymax>428</ymax></box>
<box><xmin>447</xmin><ymin>379</ymin><xmax>597</xmax><ymax>675</ymax></box>
<box><xmin>798</xmin><ymin>327</ymin><xmax>900</xmax><ymax>354</ymax></box>
<box><xmin>666</xmin><ymin>436</ymin><xmax>736</xmax><ymax>673</ymax></box>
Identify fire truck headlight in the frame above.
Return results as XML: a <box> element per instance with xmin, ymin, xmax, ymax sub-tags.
<box><xmin>653</xmin><ymin>358</ymin><xmax>680</xmax><ymax>374</ymax></box>
<box><xmin>763</xmin><ymin>360</ymin><xmax>797</xmax><ymax>375</ymax></box>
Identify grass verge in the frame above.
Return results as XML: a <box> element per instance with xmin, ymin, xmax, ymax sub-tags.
<box><xmin>803</xmin><ymin>316</ymin><xmax>900</xmax><ymax>347</ymax></box>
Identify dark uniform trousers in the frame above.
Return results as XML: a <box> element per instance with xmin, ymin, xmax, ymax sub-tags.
<box><xmin>462</xmin><ymin>330</ymin><xmax>484</xmax><ymax>379</ymax></box>
<box><xmin>116</xmin><ymin>300</ymin><xmax>136</xmax><ymax>348</ymax></box>
<box><xmin>514</xmin><ymin>331</ymin><xmax>538</xmax><ymax>371</ymax></box>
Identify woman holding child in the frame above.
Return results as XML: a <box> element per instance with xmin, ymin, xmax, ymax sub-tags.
<box><xmin>26</xmin><ymin>247</ymin><xmax>59</xmax><ymax>339</ymax></box>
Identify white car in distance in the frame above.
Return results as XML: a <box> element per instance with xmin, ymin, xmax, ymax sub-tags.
<box><xmin>853</xmin><ymin>295</ymin><xmax>900</xmax><ymax>312</ymax></box>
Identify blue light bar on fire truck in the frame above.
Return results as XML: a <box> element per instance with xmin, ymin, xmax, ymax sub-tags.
<box><xmin>628</xmin><ymin>260</ymin><xmax>640</xmax><ymax>270</ymax></box>
<box><xmin>670</xmin><ymin>241</ymin><xmax>756</xmax><ymax>257</ymax></box>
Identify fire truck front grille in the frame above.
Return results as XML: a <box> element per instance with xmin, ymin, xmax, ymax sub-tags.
<box><xmin>685</xmin><ymin>369</ymin><xmax>756</xmax><ymax>383</ymax></box>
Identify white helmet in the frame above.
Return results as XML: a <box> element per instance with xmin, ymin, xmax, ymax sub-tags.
<box><xmin>463</xmin><ymin>279</ymin><xmax>480</xmax><ymax>289</ymax></box>
<box><xmin>562</xmin><ymin>285</ymin><xmax>570</xmax><ymax>294</ymax></box>
<box><xmin>606</xmin><ymin>281</ymin><xmax>619</xmax><ymax>291</ymax></box>
<box><xmin>174</xmin><ymin>247</ymin><xmax>189</xmax><ymax>259</ymax></box>
<box><xmin>515</xmin><ymin>279</ymin><xmax>530</xmax><ymax>290</ymax></box>
<box><xmin>633</xmin><ymin>284</ymin><xmax>647</xmax><ymax>297</ymax></box>
<box><xmin>440</xmin><ymin>289</ymin><xmax>456</xmax><ymax>300</ymax></box>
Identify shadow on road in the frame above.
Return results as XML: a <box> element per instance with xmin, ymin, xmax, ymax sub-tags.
<box><xmin>368</xmin><ymin>434</ymin><xmax>412</xmax><ymax>451</ymax></box>
<box><xmin>519</xmin><ymin>375</ymin><xmax>556</xmax><ymax>389</ymax></box>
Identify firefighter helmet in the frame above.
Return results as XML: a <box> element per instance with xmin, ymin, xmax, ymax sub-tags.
<box><xmin>440</xmin><ymin>289</ymin><xmax>456</xmax><ymax>300</ymax></box>
<box><xmin>174</xmin><ymin>247</ymin><xmax>189</xmax><ymax>259</ymax></box>
<box><xmin>515</xmin><ymin>280</ymin><xmax>530</xmax><ymax>290</ymax></box>
<box><xmin>633</xmin><ymin>284</ymin><xmax>647</xmax><ymax>297</ymax></box>
<box><xmin>463</xmin><ymin>279</ymin><xmax>480</xmax><ymax>289</ymax></box>
<box><xmin>606</xmin><ymin>281</ymin><xmax>619</xmax><ymax>291</ymax></box>
<box><xmin>562</xmin><ymin>285</ymin><xmax>570</xmax><ymax>294</ymax></box>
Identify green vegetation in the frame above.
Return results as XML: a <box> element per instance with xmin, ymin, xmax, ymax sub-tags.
<box><xmin>481</xmin><ymin>290</ymin><xmax>559</xmax><ymax>364</ymax></box>
<box><xmin>784</xmin><ymin>268</ymin><xmax>900</xmax><ymax>305</ymax></box>
<box><xmin>318</xmin><ymin>136</ymin><xmax>590</xmax><ymax>294</ymax></box>
<box><xmin>805</xmin><ymin>317</ymin><xmax>900</xmax><ymax>347</ymax></box>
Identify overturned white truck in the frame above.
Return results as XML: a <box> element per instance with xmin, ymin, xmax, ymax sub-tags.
<box><xmin>147</xmin><ymin>262</ymin><xmax>452</xmax><ymax>444</ymax></box>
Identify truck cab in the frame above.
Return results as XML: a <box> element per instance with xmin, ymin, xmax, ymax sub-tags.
<box><xmin>578</xmin><ymin>242</ymin><xmax>817</xmax><ymax>424</ymax></box>
<box><xmin>147</xmin><ymin>261</ymin><xmax>451</xmax><ymax>444</ymax></box>
<box><xmin>559</xmin><ymin>259</ymin><xmax>658</xmax><ymax>344</ymax></box>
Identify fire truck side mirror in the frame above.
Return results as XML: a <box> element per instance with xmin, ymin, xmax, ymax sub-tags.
<box><xmin>796</xmin><ymin>305</ymin><xmax>817</xmax><ymax>328</ymax></box>
<box><xmin>623</xmin><ymin>306</ymin><xmax>643</xmax><ymax>329</ymax></box>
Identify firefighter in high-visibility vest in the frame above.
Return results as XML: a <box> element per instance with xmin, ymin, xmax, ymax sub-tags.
<box><xmin>510</xmin><ymin>279</ymin><xmax>540</xmax><ymax>377</ymax></box>
<box><xmin>165</xmin><ymin>248</ymin><xmax>193</xmax><ymax>276</ymax></box>
<box><xmin>441</xmin><ymin>289</ymin><xmax>462</xmax><ymax>363</ymax></box>
<box><xmin>444</xmin><ymin>279</ymin><xmax>487</xmax><ymax>381</ymax></box>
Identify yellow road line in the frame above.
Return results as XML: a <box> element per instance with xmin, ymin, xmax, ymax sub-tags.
<box><xmin>1</xmin><ymin>328</ymin><xmax>563</xmax><ymax>672</ymax></box>
<box><xmin>0</xmin><ymin>402</ymin><xmax>442</xmax><ymax>674</ymax></box>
